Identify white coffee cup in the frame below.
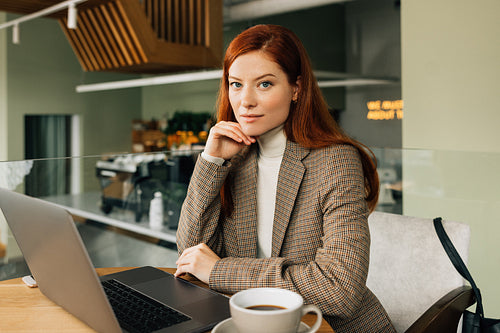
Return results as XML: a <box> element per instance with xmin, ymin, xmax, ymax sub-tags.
<box><xmin>229</xmin><ymin>288</ymin><xmax>322</xmax><ymax>333</ymax></box>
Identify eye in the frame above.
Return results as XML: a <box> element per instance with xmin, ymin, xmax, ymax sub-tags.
<box><xmin>230</xmin><ymin>81</ymin><xmax>242</xmax><ymax>88</ymax></box>
<box><xmin>259</xmin><ymin>81</ymin><xmax>272</xmax><ymax>88</ymax></box>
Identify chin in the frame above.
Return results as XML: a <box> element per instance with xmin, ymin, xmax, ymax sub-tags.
<box><xmin>245</xmin><ymin>132</ymin><xmax>262</xmax><ymax>138</ymax></box>
<box><xmin>240</xmin><ymin>126</ymin><xmax>265</xmax><ymax>137</ymax></box>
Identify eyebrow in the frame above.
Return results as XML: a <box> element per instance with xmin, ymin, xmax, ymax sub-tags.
<box><xmin>228</xmin><ymin>73</ymin><xmax>277</xmax><ymax>81</ymax></box>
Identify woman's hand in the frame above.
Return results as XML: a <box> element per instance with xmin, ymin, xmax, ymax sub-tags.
<box><xmin>174</xmin><ymin>243</ymin><xmax>221</xmax><ymax>284</ymax></box>
<box><xmin>204</xmin><ymin>121</ymin><xmax>256</xmax><ymax>160</ymax></box>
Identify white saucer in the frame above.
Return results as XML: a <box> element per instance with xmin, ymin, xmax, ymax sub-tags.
<box><xmin>212</xmin><ymin>318</ymin><xmax>311</xmax><ymax>333</ymax></box>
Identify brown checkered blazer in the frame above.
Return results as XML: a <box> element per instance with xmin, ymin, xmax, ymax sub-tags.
<box><xmin>177</xmin><ymin>141</ymin><xmax>395</xmax><ymax>332</ymax></box>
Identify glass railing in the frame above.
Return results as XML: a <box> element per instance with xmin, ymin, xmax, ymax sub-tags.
<box><xmin>1</xmin><ymin>147</ymin><xmax>499</xmax><ymax>317</ymax></box>
<box><xmin>372</xmin><ymin>147</ymin><xmax>403</xmax><ymax>215</ymax></box>
<box><xmin>0</xmin><ymin>149</ymin><xmax>202</xmax><ymax>279</ymax></box>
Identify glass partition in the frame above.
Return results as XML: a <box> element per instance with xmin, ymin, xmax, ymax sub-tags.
<box><xmin>1</xmin><ymin>147</ymin><xmax>499</xmax><ymax>313</ymax></box>
<box><xmin>372</xmin><ymin>147</ymin><xmax>403</xmax><ymax>214</ymax></box>
<box><xmin>0</xmin><ymin>149</ymin><xmax>202</xmax><ymax>280</ymax></box>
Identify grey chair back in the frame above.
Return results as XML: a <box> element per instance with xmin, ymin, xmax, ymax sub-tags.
<box><xmin>366</xmin><ymin>212</ymin><xmax>470</xmax><ymax>332</ymax></box>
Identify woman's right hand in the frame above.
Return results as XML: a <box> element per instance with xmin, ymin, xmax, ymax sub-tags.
<box><xmin>204</xmin><ymin>121</ymin><xmax>256</xmax><ymax>160</ymax></box>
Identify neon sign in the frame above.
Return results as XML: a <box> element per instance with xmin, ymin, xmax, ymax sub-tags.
<box><xmin>366</xmin><ymin>99</ymin><xmax>403</xmax><ymax>120</ymax></box>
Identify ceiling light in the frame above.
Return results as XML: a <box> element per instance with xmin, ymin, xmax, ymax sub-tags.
<box><xmin>317</xmin><ymin>79</ymin><xmax>399</xmax><ymax>88</ymax></box>
<box><xmin>67</xmin><ymin>3</ymin><xmax>78</xmax><ymax>29</ymax></box>
<box><xmin>0</xmin><ymin>0</ymin><xmax>86</xmax><ymax>43</ymax></box>
<box><xmin>75</xmin><ymin>70</ymin><xmax>224</xmax><ymax>93</ymax></box>
<box><xmin>12</xmin><ymin>24</ymin><xmax>19</xmax><ymax>44</ymax></box>
<box><xmin>75</xmin><ymin>70</ymin><xmax>399</xmax><ymax>93</ymax></box>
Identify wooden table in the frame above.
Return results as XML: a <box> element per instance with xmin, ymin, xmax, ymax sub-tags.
<box><xmin>0</xmin><ymin>267</ymin><xmax>334</xmax><ymax>332</ymax></box>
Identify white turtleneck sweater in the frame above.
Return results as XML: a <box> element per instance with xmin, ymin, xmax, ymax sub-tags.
<box><xmin>201</xmin><ymin>125</ymin><xmax>286</xmax><ymax>258</ymax></box>
<box><xmin>255</xmin><ymin>125</ymin><xmax>286</xmax><ymax>257</ymax></box>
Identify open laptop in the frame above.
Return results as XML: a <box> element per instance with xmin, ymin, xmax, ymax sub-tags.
<box><xmin>0</xmin><ymin>187</ymin><xmax>230</xmax><ymax>333</ymax></box>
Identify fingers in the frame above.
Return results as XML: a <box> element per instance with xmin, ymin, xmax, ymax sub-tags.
<box><xmin>212</xmin><ymin>121</ymin><xmax>255</xmax><ymax>145</ymax></box>
<box><xmin>176</xmin><ymin>243</ymin><xmax>212</xmax><ymax>268</ymax></box>
<box><xmin>173</xmin><ymin>265</ymin><xmax>187</xmax><ymax>278</ymax></box>
<box><xmin>204</xmin><ymin>121</ymin><xmax>256</xmax><ymax>160</ymax></box>
<box><xmin>174</xmin><ymin>244</ymin><xmax>220</xmax><ymax>284</ymax></box>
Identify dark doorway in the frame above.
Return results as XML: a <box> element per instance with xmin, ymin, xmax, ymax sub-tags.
<box><xmin>24</xmin><ymin>115</ymin><xmax>72</xmax><ymax>197</ymax></box>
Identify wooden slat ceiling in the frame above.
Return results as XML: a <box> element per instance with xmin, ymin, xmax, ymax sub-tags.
<box><xmin>0</xmin><ymin>0</ymin><xmax>223</xmax><ymax>74</ymax></box>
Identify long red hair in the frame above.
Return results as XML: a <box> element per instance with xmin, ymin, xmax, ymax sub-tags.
<box><xmin>216</xmin><ymin>24</ymin><xmax>379</xmax><ymax>215</ymax></box>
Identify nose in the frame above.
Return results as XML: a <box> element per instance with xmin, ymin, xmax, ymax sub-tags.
<box><xmin>240</xmin><ymin>86</ymin><xmax>256</xmax><ymax>109</ymax></box>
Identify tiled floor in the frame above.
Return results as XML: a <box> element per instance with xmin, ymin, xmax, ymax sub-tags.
<box><xmin>0</xmin><ymin>221</ymin><xmax>179</xmax><ymax>281</ymax></box>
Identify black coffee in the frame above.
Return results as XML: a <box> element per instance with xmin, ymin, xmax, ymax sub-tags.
<box><xmin>246</xmin><ymin>305</ymin><xmax>286</xmax><ymax>311</ymax></box>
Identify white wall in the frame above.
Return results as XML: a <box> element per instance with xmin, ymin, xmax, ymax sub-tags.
<box><xmin>402</xmin><ymin>0</ymin><xmax>500</xmax><ymax>152</ymax></box>
<box><xmin>402</xmin><ymin>0</ymin><xmax>500</xmax><ymax>315</ymax></box>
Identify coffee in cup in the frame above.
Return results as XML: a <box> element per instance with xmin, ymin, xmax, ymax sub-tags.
<box><xmin>229</xmin><ymin>287</ymin><xmax>322</xmax><ymax>333</ymax></box>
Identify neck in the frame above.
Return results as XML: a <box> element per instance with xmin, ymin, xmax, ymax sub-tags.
<box><xmin>257</xmin><ymin>125</ymin><xmax>286</xmax><ymax>158</ymax></box>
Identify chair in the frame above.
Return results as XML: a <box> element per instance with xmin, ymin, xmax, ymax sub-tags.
<box><xmin>366</xmin><ymin>212</ymin><xmax>476</xmax><ymax>333</ymax></box>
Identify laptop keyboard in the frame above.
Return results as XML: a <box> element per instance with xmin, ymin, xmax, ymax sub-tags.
<box><xmin>102</xmin><ymin>279</ymin><xmax>191</xmax><ymax>333</ymax></box>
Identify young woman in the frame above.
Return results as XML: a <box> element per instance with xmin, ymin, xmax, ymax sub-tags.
<box><xmin>175</xmin><ymin>24</ymin><xmax>395</xmax><ymax>332</ymax></box>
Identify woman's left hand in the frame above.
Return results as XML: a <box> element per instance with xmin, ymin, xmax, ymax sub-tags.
<box><xmin>174</xmin><ymin>243</ymin><xmax>220</xmax><ymax>284</ymax></box>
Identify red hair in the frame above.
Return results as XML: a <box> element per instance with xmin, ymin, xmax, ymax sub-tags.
<box><xmin>217</xmin><ymin>24</ymin><xmax>379</xmax><ymax>215</ymax></box>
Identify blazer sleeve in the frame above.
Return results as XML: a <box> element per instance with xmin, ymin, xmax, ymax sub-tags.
<box><xmin>176</xmin><ymin>155</ymin><xmax>230</xmax><ymax>256</ymax></box>
<box><xmin>209</xmin><ymin>145</ymin><xmax>371</xmax><ymax>319</ymax></box>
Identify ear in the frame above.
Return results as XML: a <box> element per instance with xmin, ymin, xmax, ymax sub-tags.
<box><xmin>292</xmin><ymin>76</ymin><xmax>302</xmax><ymax>102</ymax></box>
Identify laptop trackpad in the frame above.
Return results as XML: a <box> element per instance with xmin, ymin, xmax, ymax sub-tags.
<box><xmin>132</xmin><ymin>275</ymin><xmax>228</xmax><ymax>314</ymax></box>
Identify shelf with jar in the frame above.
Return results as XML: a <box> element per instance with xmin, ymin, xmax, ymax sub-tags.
<box><xmin>164</xmin><ymin>111</ymin><xmax>214</xmax><ymax>151</ymax></box>
<box><xmin>131</xmin><ymin>111</ymin><xmax>214</xmax><ymax>153</ymax></box>
<box><xmin>131</xmin><ymin>120</ymin><xmax>167</xmax><ymax>153</ymax></box>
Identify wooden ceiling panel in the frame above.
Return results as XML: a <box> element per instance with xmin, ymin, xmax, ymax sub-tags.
<box><xmin>1</xmin><ymin>0</ymin><xmax>223</xmax><ymax>74</ymax></box>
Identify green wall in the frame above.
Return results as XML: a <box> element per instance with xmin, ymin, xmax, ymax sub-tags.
<box><xmin>3</xmin><ymin>14</ymin><xmax>142</xmax><ymax>163</ymax></box>
<box><xmin>0</xmin><ymin>13</ymin><xmax>7</xmax><ymax>161</ymax></box>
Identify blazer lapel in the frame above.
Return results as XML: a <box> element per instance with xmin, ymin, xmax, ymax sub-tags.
<box><xmin>271</xmin><ymin>141</ymin><xmax>309</xmax><ymax>257</ymax></box>
<box><xmin>232</xmin><ymin>146</ymin><xmax>259</xmax><ymax>257</ymax></box>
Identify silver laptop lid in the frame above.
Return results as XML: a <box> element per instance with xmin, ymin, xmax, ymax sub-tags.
<box><xmin>0</xmin><ymin>187</ymin><xmax>121</xmax><ymax>333</ymax></box>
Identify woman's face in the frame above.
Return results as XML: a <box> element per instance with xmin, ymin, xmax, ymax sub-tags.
<box><xmin>228</xmin><ymin>51</ymin><xmax>298</xmax><ymax>137</ymax></box>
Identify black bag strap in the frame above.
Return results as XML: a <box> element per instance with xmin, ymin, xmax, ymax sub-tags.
<box><xmin>433</xmin><ymin>217</ymin><xmax>484</xmax><ymax>318</ymax></box>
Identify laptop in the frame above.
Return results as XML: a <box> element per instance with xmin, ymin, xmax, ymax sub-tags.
<box><xmin>0</xmin><ymin>187</ymin><xmax>230</xmax><ymax>333</ymax></box>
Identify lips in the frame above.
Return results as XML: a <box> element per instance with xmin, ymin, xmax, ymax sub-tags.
<box><xmin>239</xmin><ymin>114</ymin><xmax>263</xmax><ymax>123</ymax></box>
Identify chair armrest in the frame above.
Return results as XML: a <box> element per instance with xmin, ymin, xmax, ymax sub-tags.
<box><xmin>405</xmin><ymin>286</ymin><xmax>476</xmax><ymax>333</ymax></box>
